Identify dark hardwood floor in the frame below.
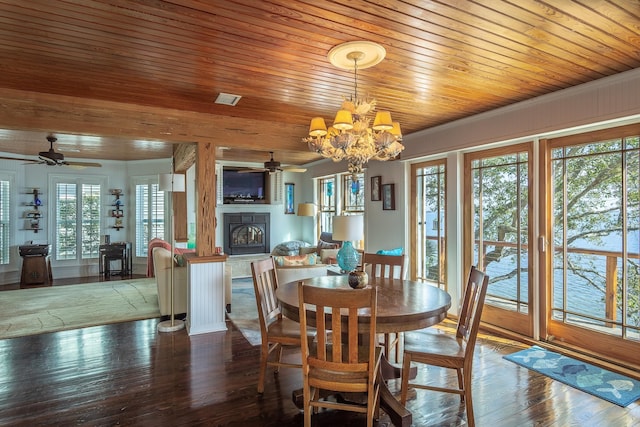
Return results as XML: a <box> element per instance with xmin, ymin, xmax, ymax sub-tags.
<box><xmin>1</xmin><ymin>309</ymin><xmax>639</xmax><ymax>426</ymax></box>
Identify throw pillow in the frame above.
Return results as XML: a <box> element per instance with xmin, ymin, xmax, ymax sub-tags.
<box><xmin>273</xmin><ymin>253</ymin><xmax>319</xmax><ymax>266</ymax></box>
<box><xmin>174</xmin><ymin>254</ymin><xmax>186</xmax><ymax>267</ymax></box>
<box><xmin>319</xmin><ymin>248</ymin><xmax>340</xmax><ymax>264</ymax></box>
<box><xmin>299</xmin><ymin>246</ymin><xmax>318</xmax><ymax>256</ymax></box>
<box><xmin>376</xmin><ymin>247</ymin><xmax>404</xmax><ymax>256</ymax></box>
<box><xmin>317</xmin><ymin>239</ymin><xmax>340</xmax><ymax>254</ymax></box>
<box><xmin>271</xmin><ymin>240</ymin><xmax>312</xmax><ymax>256</ymax></box>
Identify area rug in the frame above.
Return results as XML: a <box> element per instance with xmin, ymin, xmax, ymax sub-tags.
<box><xmin>504</xmin><ymin>345</ymin><xmax>640</xmax><ymax>407</ymax></box>
<box><xmin>0</xmin><ymin>278</ymin><xmax>160</xmax><ymax>339</ymax></box>
<box><xmin>226</xmin><ymin>278</ymin><xmax>262</xmax><ymax>346</ymax></box>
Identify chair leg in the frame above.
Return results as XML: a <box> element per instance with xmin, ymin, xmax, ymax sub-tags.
<box><xmin>257</xmin><ymin>342</ymin><xmax>269</xmax><ymax>393</ymax></box>
<box><xmin>456</xmin><ymin>368</ymin><xmax>465</xmax><ymax>402</ymax></box>
<box><xmin>303</xmin><ymin>383</ymin><xmax>312</xmax><ymax>427</ymax></box>
<box><xmin>400</xmin><ymin>354</ymin><xmax>412</xmax><ymax>405</ymax></box>
<box><xmin>463</xmin><ymin>368</ymin><xmax>475</xmax><ymax>427</ymax></box>
<box><xmin>274</xmin><ymin>344</ymin><xmax>283</xmax><ymax>374</ymax></box>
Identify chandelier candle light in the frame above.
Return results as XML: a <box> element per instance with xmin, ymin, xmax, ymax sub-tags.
<box><xmin>304</xmin><ymin>41</ymin><xmax>405</xmax><ymax>176</ymax></box>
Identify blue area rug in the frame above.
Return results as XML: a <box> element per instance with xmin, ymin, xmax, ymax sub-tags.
<box><xmin>504</xmin><ymin>345</ymin><xmax>640</xmax><ymax>407</ymax></box>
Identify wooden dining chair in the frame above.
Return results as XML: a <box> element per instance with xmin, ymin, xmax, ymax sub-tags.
<box><xmin>363</xmin><ymin>252</ymin><xmax>406</xmax><ymax>363</ymax></box>
<box><xmin>251</xmin><ymin>258</ymin><xmax>311</xmax><ymax>394</ymax></box>
<box><xmin>399</xmin><ymin>266</ymin><xmax>489</xmax><ymax>427</ymax></box>
<box><xmin>298</xmin><ymin>282</ymin><xmax>381</xmax><ymax>427</ymax></box>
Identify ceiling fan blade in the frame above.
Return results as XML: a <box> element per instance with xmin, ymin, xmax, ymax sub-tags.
<box><xmin>282</xmin><ymin>166</ymin><xmax>307</xmax><ymax>173</ymax></box>
<box><xmin>0</xmin><ymin>155</ymin><xmax>41</xmax><ymax>164</ymax></box>
<box><xmin>237</xmin><ymin>167</ymin><xmax>267</xmax><ymax>173</ymax></box>
<box><xmin>65</xmin><ymin>161</ymin><xmax>102</xmax><ymax>168</ymax></box>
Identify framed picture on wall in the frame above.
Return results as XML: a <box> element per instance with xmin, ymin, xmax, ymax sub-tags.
<box><xmin>382</xmin><ymin>183</ymin><xmax>395</xmax><ymax>210</ymax></box>
<box><xmin>371</xmin><ymin>176</ymin><xmax>381</xmax><ymax>201</ymax></box>
<box><xmin>285</xmin><ymin>182</ymin><xmax>295</xmax><ymax>214</ymax></box>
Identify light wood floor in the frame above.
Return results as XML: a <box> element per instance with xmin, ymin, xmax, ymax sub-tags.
<box><xmin>1</xmin><ymin>310</ymin><xmax>639</xmax><ymax>425</ymax></box>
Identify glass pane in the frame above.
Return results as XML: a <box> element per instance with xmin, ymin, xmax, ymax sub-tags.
<box><xmin>81</xmin><ymin>184</ymin><xmax>101</xmax><ymax>259</ymax></box>
<box><xmin>56</xmin><ymin>183</ymin><xmax>77</xmax><ymax>260</ymax></box>
<box><xmin>415</xmin><ymin>162</ymin><xmax>446</xmax><ymax>289</ymax></box>
<box><xmin>472</xmin><ymin>152</ymin><xmax>529</xmax><ymax>314</ymax></box>
<box><xmin>551</xmin><ymin>137</ymin><xmax>639</xmax><ymax>341</ymax></box>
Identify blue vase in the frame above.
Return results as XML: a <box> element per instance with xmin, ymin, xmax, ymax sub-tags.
<box><xmin>336</xmin><ymin>241</ymin><xmax>359</xmax><ymax>273</ymax></box>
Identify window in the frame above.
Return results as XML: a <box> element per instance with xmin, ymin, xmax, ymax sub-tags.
<box><xmin>0</xmin><ymin>176</ymin><xmax>11</xmax><ymax>264</ymax></box>
<box><xmin>55</xmin><ymin>181</ymin><xmax>102</xmax><ymax>261</ymax></box>
<box><xmin>135</xmin><ymin>180</ymin><xmax>166</xmax><ymax>257</ymax></box>
<box><xmin>342</xmin><ymin>173</ymin><xmax>365</xmax><ymax>213</ymax></box>
<box><xmin>318</xmin><ymin>177</ymin><xmax>336</xmax><ymax>234</ymax></box>
<box><xmin>411</xmin><ymin>161</ymin><xmax>446</xmax><ymax>288</ymax></box>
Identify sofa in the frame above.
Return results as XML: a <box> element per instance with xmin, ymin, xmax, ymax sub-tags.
<box><xmin>152</xmin><ymin>246</ymin><xmax>188</xmax><ymax>316</ymax></box>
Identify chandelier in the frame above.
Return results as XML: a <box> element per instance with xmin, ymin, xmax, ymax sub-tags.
<box><xmin>303</xmin><ymin>41</ymin><xmax>404</xmax><ymax>176</ymax></box>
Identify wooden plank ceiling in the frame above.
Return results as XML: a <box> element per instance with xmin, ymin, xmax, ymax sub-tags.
<box><xmin>0</xmin><ymin>0</ymin><xmax>638</xmax><ymax>165</ymax></box>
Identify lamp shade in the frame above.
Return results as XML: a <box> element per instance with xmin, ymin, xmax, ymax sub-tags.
<box><xmin>309</xmin><ymin>117</ymin><xmax>328</xmax><ymax>137</ymax></box>
<box><xmin>297</xmin><ymin>203</ymin><xmax>316</xmax><ymax>217</ymax></box>
<box><xmin>333</xmin><ymin>110</ymin><xmax>354</xmax><ymax>130</ymax></box>
<box><xmin>158</xmin><ymin>173</ymin><xmax>186</xmax><ymax>193</ymax></box>
<box><xmin>390</xmin><ymin>121</ymin><xmax>402</xmax><ymax>137</ymax></box>
<box><xmin>332</xmin><ymin>215</ymin><xmax>363</xmax><ymax>242</ymax></box>
<box><xmin>372</xmin><ymin>111</ymin><xmax>393</xmax><ymax>130</ymax></box>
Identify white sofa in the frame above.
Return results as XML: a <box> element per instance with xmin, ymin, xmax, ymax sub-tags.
<box><xmin>152</xmin><ymin>246</ymin><xmax>188</xmax><ymax>316</ymax></box>
<box><xmin>275</xmin><ymin>263</ymin><xmax>328</xmax><ymax>285</ymax></box>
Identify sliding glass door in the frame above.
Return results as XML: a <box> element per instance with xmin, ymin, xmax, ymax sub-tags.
<box><xmin>544</xmin><ymin>125</ymin><xmax>640</xmax><ymax>364</ymax></box>
<box><xmin>465</xmin><ymin>144</ymin><xmax>534</xmax><ymax>337</ymax></box>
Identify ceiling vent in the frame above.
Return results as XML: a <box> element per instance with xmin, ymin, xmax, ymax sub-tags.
<box><xmin>214</xmin><ymin>93</ymin><xmax>242</xmax><ymax>106</ymax></box>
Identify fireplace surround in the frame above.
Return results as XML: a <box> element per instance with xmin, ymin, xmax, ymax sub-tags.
<box><xmin>223</xmin><ymin>212</ymin><xmax>270</xmax><ymax>255</ymax></box>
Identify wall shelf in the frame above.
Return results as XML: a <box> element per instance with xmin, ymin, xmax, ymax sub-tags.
<box><xmin>109</xmin><ymin>189</ymin><xmax>124</xmax><ymax>230</ymax></box>
<box><xmin>23</xmin><ymin>188</ymin><xmax>43</xmax><ymax>233</ymax></box>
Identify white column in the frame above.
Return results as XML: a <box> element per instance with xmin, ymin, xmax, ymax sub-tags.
<box><xmin>186</xmin><ymin>257</ymin><xmax>227</xmax><ymax>335</ymax></box>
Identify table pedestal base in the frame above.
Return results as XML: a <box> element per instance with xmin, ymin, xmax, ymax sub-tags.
<box><xmin>291</xmin><ymin>356</ymin><xmax>416</xmax><ymax>426</ymax></box>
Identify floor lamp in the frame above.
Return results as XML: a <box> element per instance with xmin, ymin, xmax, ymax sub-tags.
<box><xmin>157</xmin><ymin>171</ymin><xmax>186</xmax><ymax>333</ymax></box>
<box><xmin>297</xmin><ymin>203</ymin><xmax>316</xmax><ymax>240</ymax></box>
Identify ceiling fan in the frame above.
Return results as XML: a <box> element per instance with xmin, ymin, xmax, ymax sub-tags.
<box><xmin>0</xmin><ymin>135</ymin><xmax>102</xmax><ymax>168</ymax></box>
<box><xmin>238</xmin><ymin>152</ymin><xmax>306</xmax><ymax>174</ymax></box>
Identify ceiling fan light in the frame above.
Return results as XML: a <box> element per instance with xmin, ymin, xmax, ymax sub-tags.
<box><xmin>309</xmin><ymin>117</ymin><xmax>328</xmax><ymax>137</ymax></box>
<box><xmin>372</xmin><ymin>111</ymin><xmax>393</xmax><ymax>130</ymax></box>
<box><xmin>333</xmin><ymin>110</ymin><xmax>354</xmax><ymax>130</ymax></box>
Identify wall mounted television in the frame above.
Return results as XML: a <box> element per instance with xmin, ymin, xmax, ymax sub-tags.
<box><xmin>222</xmin><ymin>167</ymin><xmax>267</xmax><ymax>204</ymax></box>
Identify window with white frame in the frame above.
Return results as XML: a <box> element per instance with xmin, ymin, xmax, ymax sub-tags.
<box><xmin>135</xmin><ymin>179</ymin><xmax>166</xmax><ymax>257</ymax></box>
<box><xmin>55</xmin><ymin>180</ymin><xmax>102</xmax><ymax>261</ymax></box>
<box><xmin>0</xmin><ymin>175</ymin><xmax>11</xmax><ymax>264</ymax></box>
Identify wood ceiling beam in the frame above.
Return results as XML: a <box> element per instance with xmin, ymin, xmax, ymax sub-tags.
<box><xmin>0</xmin><ymin>88</ymin><xmax>309</xmax><ymax>154</ymax></box>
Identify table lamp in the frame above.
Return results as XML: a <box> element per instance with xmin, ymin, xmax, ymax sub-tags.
<box><xmin>332</xmin><ymin>215</ymin><xmax>363</xmax><ymax>273</ymax></box>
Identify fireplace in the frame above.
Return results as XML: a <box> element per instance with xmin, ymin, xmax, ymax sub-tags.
<box><xmin>223</xmin><ymin>212</ymin><xmax>270</xmax><ymax>255</ymax></box>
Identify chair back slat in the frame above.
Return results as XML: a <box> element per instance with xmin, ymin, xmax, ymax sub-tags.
<box><xmin>298</xmin><ymin>283</ymin><xmax>377</xmax><ymax>366</ymax></box>
<box><xmin>456</xmin><ymin>266</ymin><xmax>490</xmax><ymax>356</ymax></box>
<box><xmin>363</xmin><ymin>253</ymin><xmax>406</xmax><ymax>280</ymax></box>
<box><xmin>251</xmin><ymin>258</ymin><xmax>282</xmax><ymax>335</ymax></box>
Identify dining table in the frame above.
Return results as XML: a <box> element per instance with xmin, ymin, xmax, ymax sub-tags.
<box><xmin>276</xmin><ymin>274</ymin><xmax>452</xmax><ymax>427</ymax></box>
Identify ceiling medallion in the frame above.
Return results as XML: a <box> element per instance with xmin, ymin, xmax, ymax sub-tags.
<box><xmin>303</xmin><ymin>41</ymin><xmax>404</xmax><ymax>176</ymax></box>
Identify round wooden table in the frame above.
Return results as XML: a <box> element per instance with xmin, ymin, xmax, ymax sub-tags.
<box><xmin>276</xmin><ymin>275</ymin><xmax>452</xmax><ymax>427</ymax></box>
<box><xmin>277</xmin><ymin>275</ymin><xmax>452</xmax><ymax>334</ymax></box>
